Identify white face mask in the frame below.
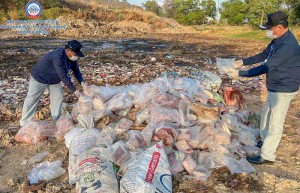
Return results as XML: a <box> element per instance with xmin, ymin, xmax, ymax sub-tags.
<box><xmin>266</xmin><ymin>30</ymin><xmax>277</xmax><ymax>39</ymax></box>
<box><xmin>69</xmin><ymin>55</ymin><xmax>78</xmax><ymax>61</ymax></box>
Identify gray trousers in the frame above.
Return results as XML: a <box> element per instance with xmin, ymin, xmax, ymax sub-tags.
<box><xmin>260</xmin><ymin>91</ymin><xmax>298</xmax><ymax>161</ymax></box>
<box><xmin>20</xmin><ymin>77</ymin><xmax>63</xmax><ymax>126</ymax></box>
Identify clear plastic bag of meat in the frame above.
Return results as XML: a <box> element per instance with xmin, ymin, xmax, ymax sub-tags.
<box><xmin>199</xmin><ymin>124</ymin><xmax>215</xmax><ymax>144</ymax></box>
<box><xmin>188</xmin><ymin>71</ymin><xmax>222</xmax><ymax>92</ymax></box>
<box><xmin>93</xmin><ymin>95</ymin><xmax>106</xmax><ymax>110</ymax></box>
<box><xmin>136</xmin><ymin>108</ymin><xmax>150</xmax><ymax>124</ymax></box>
<box><xmin>141</xmin><ymin>123</ymin><xmax>155</xmax><ymax>147</ymax></box>
<box><xmin>191</xmin><ymin>165</ymin><xmax>211</xmax><ymax>181</ymax></box>
<box><xmin>153</xmin><ymin>122</ymin><xmax>178</xmax><ymax>147</ymax></box>
<box><xmin>111</xmin><ymin>141</ymin><xmax>131</xmax><ymax>167</ymax></box>
<box><xmin>83</xmin><ymin>85</ymin><xmax>101</xmax><ymax>97</ymax></box>
<box><xmin>224</xmin><ymin>157</ymin><xmax>256</xmax><ymax>174</ymax></box>
<box><xmin>77</xmin><ymin>114</ymin><xmax>95</xmax><ymax>129</ymax></box>
<box><xmin>213</xmin><ymin>132</ymin><xmax>231</xmax><ymax>145</ymax></box>
<box><xmin>187</xmin><ymin>125</ymin><xmax>202</xmax><ymax>148</ymax></box>
<box><xmin>126</xmin><ymin>130</ymin><xmax>146</xmax><ymax>150</ymax></box>
<box><xmin>98</xmin><ymin>85</ymin><xmax>126</xmax><ymax>102</ymax></box>
<box><xmin>178</xmin><ymin>100</ymin><xmax>192</xmax><ymax>127</ymax></box>
<box><xmin>150</xmin><ymin>106</ymin><xmax>180</xmax><ymax>125</ymax></box>
<box><xmin>115</xmin><ymin>118</ymin><xmax>133</xmax><ymax>133</ymax></box>
<box><xmin>238</xmin><ymin>130</ymin><xmax>257</xmax><ymax>146</ymax></box>
<box><xmin>216</xmin><ymin>58</ymin><xmax>236</xmax><ymax>75</ymax></box>
<box><xmin>106</xmin><ymin>92</ymin><xmax>133</xmax><ymax>112</ymax></box>
<box><xmin>197</xmin><ymin>151</ymin><xmax>227</xmax><ymax>169</ymax></box>
<box><xmin>175</xmin><ymin>140</ymin><xmax>193</xmax><ymax>154</ymax></box>
<box><xmin>90</xmin><ymin>109</ymin><xmax>108</xmax><ymax>122</ymax></box>
<box><xmin>173</xmin><ymin>77</ymin><xmax>200</xmax><ymax>98</ymax></box>
<box><xmin>15</xmin><ymin>120</ymin><xmax>56</xmax><ymax>145</ymax></box>
<box><xmin>182</xmin><ymin>154</ymin><xmax>197</xmax><ymax>174</ymax></box>
<box><xmin>71</xmin><ymin>103</ymin><xmax>79</xmax><ymax>123</ymax></box>
<box><xmin>150</xmin><ymin>93</ymin><xmax>181</xmax><ymax>109</ymax></box>
<box><xmin>177</xmin><ymin>128</ymin><xmax>191</xmax><ymax>141</ymax></box>
<box><xmin>168</xmin><ymin>151</ymin><xmax>186</xmax><ymax>174</ymax></box>
<box><xmin>133</xmin><ymin>80</ymin><xmax>167</xmax><ymax>108</ymax></box>
<box><xmin>56</xmin><ymin>115</ymin><xmax>74</xmax><ymax>141</ymax></box>
<box><xmin>77</xmin><ymin>95</ymin><xmax>93</xmax><ymax>114</ymax></box>
<box><xmin>28</xmin><ymin>160</ymin><xmax>66</xmax><ymax>184</ymax></box>
<box><xmin>95</xmin><ymin>127</ymin><xmax>117</xmax><ymax>146</ymax></box>
<box><xmin>242</xmin><ymin>145</ymin><xmax>260</xmax><ymax>156</ymax></box>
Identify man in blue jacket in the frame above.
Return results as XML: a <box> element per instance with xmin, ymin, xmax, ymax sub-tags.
<box><xmin>20</xmin><ymin>40</ymin><xmax>86</xmax><ymax>126</ymax></box>
<box><xmin>233</xmin><ymin>11</ymin><xmax>300</xmax><ymax>164</ymax></box>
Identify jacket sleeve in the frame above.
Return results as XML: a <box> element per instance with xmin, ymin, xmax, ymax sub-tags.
<box><xmin>242</xmin><ymin>43</ymin><xmax>272</xmax><ymax>65</ymax></box>
<box><xmin>71</xmin><ymin>61</ymin><xmax>84</xmax><ymax>83</ymax></box>
<box><xmin>264</xmin><ymin>43</ymin><xmax>295</xmax><ymax>72</ymax></box>
<box><xmin>239</xmin><ymin>43</ymin><xmax>295</xmax><ymax>77</ymax></box>
<box><xmin>52</xmin><ymin>57</ymin><xmax>76</xmax><ymax>92</ymax></box>
<box><xmin>239</xmin><ymin>65</ymin><xmax>267</xmax><ymax>77</ymax></box>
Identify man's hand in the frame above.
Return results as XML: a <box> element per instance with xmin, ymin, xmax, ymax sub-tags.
<box><xmin>74</xmin><ymin>90</ymin><xmax>81</xmax><ymax>98</ymax></box>
<box><xmin>227</xmin><ymin>69</ymin><xmax>239</xmax><ymax>79</ymax></box>
<box><xmin>233</xmin><ymin>60</ymin><xmax>243</xmax><ymax>69</ymax></box>
<box><xmin>81</xmin><ymin>82</ymin><xmax>87</xmax><ymax>89</ymax></box>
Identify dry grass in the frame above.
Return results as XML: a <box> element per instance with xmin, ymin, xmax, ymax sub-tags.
<box><xmin>7</xmin><ymin>10</ymin><xmax>19</xmax><ymax>20</ymax></box>
<box><xmin>196</xmin><ymin>25</ymin><xmax>300</xmax><ymax>42</ymax></box>
<box><xmin>291</xmin><ymin>27</ymin><xmax>300</xmax><ymax>41</ymax></box>
<box><xmin>61</xmin><ymin>0</ymin><xmax>177</xmax><ymax>30</ymax></box>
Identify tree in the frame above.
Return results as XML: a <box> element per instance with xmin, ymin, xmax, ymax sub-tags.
<box><xmin>221</xmin><ymin>0</ymin><xmax>298</xmax><ymax>27</ymax></box>
<box><xmin>143</xmin><ymin>0</ymin><xmax>163</xmax><ymax>16</ymax></box>
<box><xmin>221</xmin><ymin>0</ymin><xmax>248</xmax><ymax>25</ymax></box>
<box><xmin>278</xmin><ymin>0</ymin><xmax>300</xmax><ymax>25</ymax></box>
<box><xmin>163</xmin><ymin>0</ymin><xmax>174</xmax><ymax>18</ymax></box>
<box><xmin>290</xmin><ymin>3</ymin><xmax>300</xmax><ymax>25</ymax></box>
<box><xmin>246</xmin><ymin>0</ymin><xmax>279</xmax><ymax>27</ymax></box>
<box><xmin>173</xmin><ymin>0</ymin><xmax>205</xmax><ymax>25</ymax></box>
<box><xmin>199</xmin><ymin>0</ymin><xmax>216</xmax><ymax>18</ymax></box>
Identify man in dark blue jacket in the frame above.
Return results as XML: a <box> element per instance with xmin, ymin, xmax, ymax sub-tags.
<box><xmin>20</xmin><ymin>40</ymin><xmax>86</xmax><ymax>126</ymax></box>
<box><xmin>233</xmin><ymin>11</ymin><xmax>300</xmax><ymax>164</ymax></box>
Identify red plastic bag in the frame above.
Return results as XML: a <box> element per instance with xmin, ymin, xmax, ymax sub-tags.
<box><xmin>223</xmin><ymin>86</ymin><xmax>246</xmax><ymax>110</ymax></box>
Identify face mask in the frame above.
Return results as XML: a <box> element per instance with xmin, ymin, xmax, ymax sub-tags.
<box><xmin>266</xmin><ymin>30</ymin><xmax>277</xmax><ymax>39</ymax></box>
<box><xmin>69</xmin><ymin>55</ymin><xmax>78</xmax><ymax>61</ymax></box>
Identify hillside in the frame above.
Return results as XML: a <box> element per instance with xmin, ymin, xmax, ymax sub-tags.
<box><xmin>0</xmin><ymin>0</ymin><xmax>194</xmax><ymax>38</ymax></box>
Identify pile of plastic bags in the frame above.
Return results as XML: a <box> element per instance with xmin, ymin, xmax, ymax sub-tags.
<box><xmin>16</xmin><ymin>72</ymin><xmax>260</xmax><ymax>192</ymax></box>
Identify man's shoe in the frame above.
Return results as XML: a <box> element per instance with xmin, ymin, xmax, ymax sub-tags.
<box><xmin>256</xmin><ymin>140</ymin><xmax>263</xmax><ymax>148</ymax></box>
<box><xmin>7</xmin><ymin>125</ymin><xmax>20</xmax><ymax>134</ymax></box>
<box><xmin>246</xmin><ymin>155</ymin><xmax>272</xmax><ymax>164</ymax></box>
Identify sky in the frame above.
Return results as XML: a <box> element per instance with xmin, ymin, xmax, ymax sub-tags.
<box><xmin>127</xmin><ymin>0</ymin><xmax>225</xmax><ymax>7</ymax></box>
<box><xmin>127</xmin><ymin>0</ymin><xmax>164</xmax><ymax>7</ymax></box>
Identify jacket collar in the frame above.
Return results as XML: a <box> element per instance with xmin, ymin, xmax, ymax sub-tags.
<box><xmin>272</xmin><ymin>30</ymin><xmax>290</xmax><ymax>45</ymax></box>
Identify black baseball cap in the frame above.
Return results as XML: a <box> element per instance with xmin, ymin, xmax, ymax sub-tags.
<box><xmin>66</xmin><ymin>40</ymin><xmax>85</xmax><ymax>57</ymax></box>
<box><xmin>259</xmin><ymin>11</ymin><xmax>288</xmax><ymax>30</ymax></box>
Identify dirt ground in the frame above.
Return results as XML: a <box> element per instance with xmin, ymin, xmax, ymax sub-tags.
<box><xmin>0</xmin><ymin>32</ymin><xmax>299</xmax><ymax>193</ymax></box>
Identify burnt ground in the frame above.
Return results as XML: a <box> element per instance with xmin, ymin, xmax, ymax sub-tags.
<box><xmin>0</xmin><ymin>33</ymin><xmax>299</xmax><ymax>193</ymax></box>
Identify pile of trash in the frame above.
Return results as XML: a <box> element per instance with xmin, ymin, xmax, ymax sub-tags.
<box><xmin>15</xmin><ymin>72</ymin><xmax>260</xmax><ymax>192</ymax></box>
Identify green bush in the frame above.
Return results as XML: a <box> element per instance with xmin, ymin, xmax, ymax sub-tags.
<box><xmin>41</xmin><ymin>0</ymin><xmax>62</xmax><ymax>9</ymax></box>
<box><xmin>42</xmin><ymin>7</ymin><xmax>66</xmax><ymax>19</ymax></box>
<box><xmin>17</xmin><ymin>9</ymin><xmax>29</xmax><ymax>20</ymax></box>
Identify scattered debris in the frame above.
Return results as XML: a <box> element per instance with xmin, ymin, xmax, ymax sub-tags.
<box><xmin>28</xmin><ymin>160</ymin><xmax>66</xmax><ymax>184</ymax></box>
